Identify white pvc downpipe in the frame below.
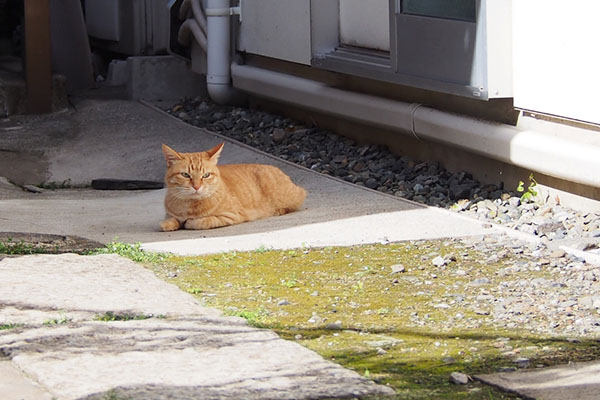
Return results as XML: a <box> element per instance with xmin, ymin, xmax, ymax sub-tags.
<box><xmin>176</xmin><ymin>0</ymin><xmax>242</xmax><ymax>104</ymax></box>
<box><xmin>205</xmin><ymin>0</ymin><xmax>242</xmax><ymax>105</ymax></box>
<box><xmin>231</xmin><ymin>63</ymin><xmax>600</xmax><ymax>188</ymax></box>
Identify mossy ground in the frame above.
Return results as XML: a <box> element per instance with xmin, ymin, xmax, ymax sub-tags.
<box><xmin>3</xmin><ymin>239</ymin><xmax>599</xmax><ymax>399</ymax></box>
<box><xmin>139</xmin><ymin>240</ymin><xmax>600</xmax><ymax>399</ymax></box>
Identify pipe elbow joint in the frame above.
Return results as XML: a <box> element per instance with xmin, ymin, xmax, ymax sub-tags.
<box><xmin>207</xmin><ymin>82</ymin><xmax>246</xmax><ymax>106</ymax></box>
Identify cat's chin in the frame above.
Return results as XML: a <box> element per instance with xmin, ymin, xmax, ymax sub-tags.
<box><xmin>189</xmin><ymin>191</ymin><xmax>210</xmax><ymax>200</ymax></box>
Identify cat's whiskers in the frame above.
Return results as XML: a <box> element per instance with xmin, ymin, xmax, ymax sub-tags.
<box><xmin>170</xmin><ymin>187</ymin><xmax>196</xmax><ymax>201</ymax></box>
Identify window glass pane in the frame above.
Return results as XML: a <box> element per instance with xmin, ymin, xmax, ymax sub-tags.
<box><xmin>401</xmin><ymin>0</ymin><xmax>476</xmax><ymax>22</ymax></box>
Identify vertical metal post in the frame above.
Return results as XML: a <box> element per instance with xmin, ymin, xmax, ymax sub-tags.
<box><xmin>24</xmin><ymin>0</ymin><xmax>52</xmax><ymax>114</ymax></box>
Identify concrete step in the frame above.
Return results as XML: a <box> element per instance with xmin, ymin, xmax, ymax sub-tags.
<box><xmin>0</xmin><ymin>57</ymin><xmax>69</xmax><ymax>116</ymax></box>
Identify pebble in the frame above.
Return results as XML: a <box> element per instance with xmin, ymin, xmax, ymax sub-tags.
<box><xmin>450</xmin><ymin>372</ymin><xmax>469</xmax><ymax>385</ymax></box>
<box><xmin>390</xmin><ymin>264</ymin><xmax>406</xmax><ymax>274</ymax></box>
<box><xmin>469</xmin><ymin>278</ymin><xmax>491</xmax><ymax>286</ymax></box>
<box><xmin>22</xmin><ymin>184</ymin><xmax>44</xmax><ymax>193</ymax></box>
<box><xmin>432</xmin><ymin>256</ymin><xmax>447</xmax><ymax>267</ymax></box>
<box><xmin>325</xmin><ymin>321</ymin><xmax>343</xmax><ymax>330</ymax></box>
<box><xmin>514</xmin><ymin>358</ymin><xmax>530</xmax><ymax>368</ymax></box>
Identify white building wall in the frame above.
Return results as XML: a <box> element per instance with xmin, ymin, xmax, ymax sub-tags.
<box><xmin>238</xmin><ymin>0</ymin><xmax>312</xmax><ymax>65</ymax></box>
<box><xmin>513</xmin><ymin>1</ymin><xmax>600</xmax><ymax>125</ymax></box>
<box><xmin>236</xmin><ymin>0</ymin><xmax>599</xmax><ymax>126</ymax></box>
<box><xmin>339</xmin><ymin>0</ymin><xmax>389</xmax><ymax>51</ymax></box>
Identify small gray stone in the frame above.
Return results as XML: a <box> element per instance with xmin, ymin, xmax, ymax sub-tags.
<box><xmin>550</xmin><ymin>249</ymin><xmax>567</xmax><ymax>258</ymax></box>
<box><xmin>469</xmin><ymin>278</ymin><xmax>491</xmax><ymax>286</ymax></box>
<box><xmin>514</xmin><ymin>358</ymin><xmax>530</xmax><ymax>368</ymax></box>
<box><xmin>308</xmin><ymin>313</ymin><xmax>323</xmax><ymax>324</ymax></box>
<box><xmin>413</xmin><ymin>183</ymin><xmax>426</xmax><ymax>194</ymax></box>
<box><xmin>432</xmin><ymin>256</ymin><xmax>447</xmax><ymax>267</ymax></box>
<box><xmin>325</xmin><ymin>321</ymin><xmax>343</xmax><ymax>330</ymax></box>
<box><xmin>272</xmin><ymin>128</ymin><xmax>286</xmax><ymax>144</ymax></box>
<box><xmin>277</xmin><ymin>300</ymin><xmax>290</xmax><ymax>306</ymax></box>
<box><xmin>390</xmin><ymin>264</ymin><xmax>406</xmax><ymax>274</ymax></box>
<box><xmin>476</xmin><ymin>294</ymin><xmax>494</xmax><ymax>302</ymax></box>
<box><xmin>22</xmin><ymin>184</ymin><xmax>44</xmax><ymax>193</ymax></box>
<box><xmin>365</xmin><ymin>178</ymin><xmax>379</xmax><ymax>189</ymax></box>
<box><xmin>450</xmin><ymin>372</ymin><xmax>469</xmax><ymax>385</ymax></box>
<box><xmin>508</xmin><ymin>197</ymin><xmax>521</xmax><ymax>207</ymax></box>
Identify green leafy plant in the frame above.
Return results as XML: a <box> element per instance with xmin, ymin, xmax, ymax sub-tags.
<box><xmin>0</xmin><ymin>323</ymin><xmax>23</xmax><ymax>330</ymax></box>
<box><xmin>94</xmin><ymin>241</ymin><xmax>168</xmax><ymax>264</ymax></box>
<box><xmin>94</xmin><ymin>311</ymin><xmax>162</xmax><ymax>321</ymax></box>
<box><xmin>281</xmin><ymin>275</ymin><xmax>299</xmax><ymax>288</ymax></box>
<box><xmin>225</xmin><ymin>309</ymin><xmax>269</xmax><ymax>328</ymax></box>
<box><xmin>43</xmin><ymin>314</ymin><xmax>72</xmax><ymax>326</ymax></box>
<box><xmin>517</xmin><ymin>173</ymin><xmax>538</xmax><ymax>202</ymax></box>
<box><xmin>255</xmin><ymin>245</ymin><xmax>270</xmax><ymax>253</ymax></box>
<box><xmin>0</xmin><ymin>238</ymin><xmax>38</xmax><ymax>255</ymax></box>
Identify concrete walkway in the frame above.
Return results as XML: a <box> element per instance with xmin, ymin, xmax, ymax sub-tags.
<box><xmin>0</xmin><ymin>97</ymin><xmax>495</xmax><ymax>248</ymax></box>
<box><xmin>0</xmin><ymin>98</ymin><xmax>598</xmax><ymax>399</ymax></box>
<box><xmin>0</xmin><ymin>253</ymin><xmax>394</xmax><ymax>400</ymax></box>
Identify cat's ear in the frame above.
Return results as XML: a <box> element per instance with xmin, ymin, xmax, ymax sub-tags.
<box><xmin>162</xmin><ymin>144</ymin><xmax>183</xmax><ymax>167</ymax></box>
<box><xmin>206</xmin><ymin>142</ymin><xmax>225</xmax><ymax>163</ymax></box>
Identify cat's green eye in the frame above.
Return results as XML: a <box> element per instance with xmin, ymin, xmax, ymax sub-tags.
<box><xmin>202</xmin><ymin>172</ymin><xmax>211</xmax><ymax>179</ymax></box>
<box><xmin>181</xmin><ymin>172</ymin><xmax>191</xmax><ymax>179</ymax></box>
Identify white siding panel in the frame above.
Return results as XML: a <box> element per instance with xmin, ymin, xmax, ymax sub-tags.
<box><xmin>513</xmin><ymin>1</ymin><xmax>600</xmax><ymax>124</ymax></box>
<box><xmin>239</xmin><ymin>0</ymin><xmax>312</xmax><ymax>65</ymax></box>
<box><xmin>339</xmin><ymin>0</ymin><xmax>389</xmax><ymax>51</ymax></box>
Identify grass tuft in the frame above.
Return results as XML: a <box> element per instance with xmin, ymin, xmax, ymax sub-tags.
<box><xmin>0</xmin><ymin>323</ymin><xmax>23</xmax><ymax>330</ymax></box>
<box><xmin>93</xmin><ymin>241</ymin><xmax>169</xmax><ymax>264</ymax></box>
<box><xmin>94</xmin><ymin>311</ymin><xmax>164</xmax><ymax>322</ymax></box>
<box><xmin>0</xmin><ymin>238</ymin><xmax>45</xmax><ymax>255</ymax></box>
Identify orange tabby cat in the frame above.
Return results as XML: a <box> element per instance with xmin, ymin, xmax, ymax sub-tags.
<box><xmin>160</xmin><ymin>143</ymin><xmax>306</xmax><ymax>231</ymax></box>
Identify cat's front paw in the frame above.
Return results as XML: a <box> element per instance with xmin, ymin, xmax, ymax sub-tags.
<box><xmin>160</xmin><ymin>217</ymin><xmax>181</xmax><ymax>231</ymax></box>
<box><xmin>184</xmin><ymin>218</ymin><xmax>210</xmax><ymax>230</ymax></box>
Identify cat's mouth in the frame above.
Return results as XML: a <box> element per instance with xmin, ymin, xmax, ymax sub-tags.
<box><xmin>190</xmin><ymin>189</ymin><xmax>210</xmax><ymax>199</ymax></box>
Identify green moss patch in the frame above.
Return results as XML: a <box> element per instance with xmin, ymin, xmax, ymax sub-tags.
<box><xmin>120</xmin><ymin>240</ymin><xmax>599</xmax><ymax>399</ymax></box>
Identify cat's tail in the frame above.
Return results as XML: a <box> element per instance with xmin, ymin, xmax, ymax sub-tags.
<box><xmin>278</xmin><ymin>184</ymin><xmax>307</xmax><ymax>215</ymax></box>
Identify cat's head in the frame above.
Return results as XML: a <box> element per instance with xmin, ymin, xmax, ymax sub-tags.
<box><xmin>162</xmin><ymin>143</ymin><xmax>224</xmax><ymax>199</ymax></box>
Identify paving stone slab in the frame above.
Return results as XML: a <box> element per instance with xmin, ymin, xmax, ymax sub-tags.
<box><xmin>0</xmin><ymin>361</ymin><xmax>54</xmax><ymax>400</ymax></box>
<box><xmin>476</xmin><ymin>360</ymin><xmax>600</xmax><ymax>400</ymax></box>
<box><xmin>0</xmin><ymin>254</ymin><xmax>217</xmax><ymax>318</ymax></box>
<box><xmin>0</xmin><ymin>254</ymin><xmax>394</xmax><ymax>399</ymax></box>
<box><xmin>1</xmin><ymin>318</ymin><xmax>393</xmax><ymax>400</ymax></box>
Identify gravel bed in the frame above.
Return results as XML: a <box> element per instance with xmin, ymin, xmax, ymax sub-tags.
<box><xmin>164</xmin><ymin>97</ymin><xmax>600</xmax><ymax>254</ymax></box>
<box><xmin>433</xmin><ymin>234</ymin><xmax>600</xmax><ymax>338</ymax></box>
